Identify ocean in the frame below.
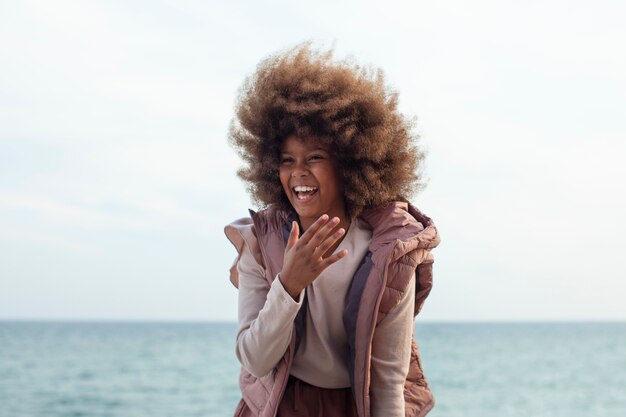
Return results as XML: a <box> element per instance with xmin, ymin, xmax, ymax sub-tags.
<box><xmin>0</xmin><ymin>321</ymin><xmax>624</xmax><ymax>417</ymax></box>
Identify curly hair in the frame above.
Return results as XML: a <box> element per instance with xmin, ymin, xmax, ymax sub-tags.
<box><xmin>228</xmin><ymin>42</ymin><xmax>425</xmax><ymax>218</ymax></box>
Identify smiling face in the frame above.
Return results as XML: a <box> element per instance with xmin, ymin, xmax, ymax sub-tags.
<box><xmin>279</xmin><ymin>135</ymin><xmax>348</xmax><ymax>231</ymax></box>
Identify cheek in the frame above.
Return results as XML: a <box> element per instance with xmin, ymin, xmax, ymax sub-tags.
<box><xmin>325</xmin><ymin>169</ymin><xmax>343</xmax><ymax>194</ymax></box>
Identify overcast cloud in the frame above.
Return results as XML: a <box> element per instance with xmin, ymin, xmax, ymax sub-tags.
<box><xmin>1</xmin><ymin>0</ymin><xmax>624</xmax><ymax>321</ymax></box>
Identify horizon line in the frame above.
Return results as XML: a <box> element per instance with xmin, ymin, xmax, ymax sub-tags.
<box><xmin>1</xmin><ymin>318</ymin><xmax>624</xmax><ymax>324</ymax></box>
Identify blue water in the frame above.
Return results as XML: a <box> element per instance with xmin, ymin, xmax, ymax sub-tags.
<box><xmin>0</xmin><ymin>321</ymin><xmax>625</xmax><ymax>417</ymax></box>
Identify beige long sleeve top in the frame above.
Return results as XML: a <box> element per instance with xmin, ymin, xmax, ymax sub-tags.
<box><xmin>235</xmin><ymin>218</ymin><xmax>415</xmax><ymax>417</ymax></box>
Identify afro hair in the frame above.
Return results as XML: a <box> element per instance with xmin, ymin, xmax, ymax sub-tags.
<box><xmin>228</xmin><ymin>42</ymin><xmax>426</xmax><ymax>217</ymax></box>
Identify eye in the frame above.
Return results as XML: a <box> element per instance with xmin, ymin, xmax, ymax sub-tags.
<box><xmin>280</xmin><ymin>156</ymin><xmax>294</xmax><ymax>165</ymax></box>
<box><xmin>307</xmin><ymin>154</ymin><xmax>325</xmax><ymax>162</ymax></box>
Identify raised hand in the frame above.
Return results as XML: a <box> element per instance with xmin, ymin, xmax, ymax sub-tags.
<box><xmin>279</xmin><ymin>214</ymin><xmax>349</xmax><ymax>299</ymax></box>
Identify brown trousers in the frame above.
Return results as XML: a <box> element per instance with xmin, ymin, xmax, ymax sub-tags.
<box><xmin>234</xmin><ymin>375</ymin><xmax>358</xmax><ymax>417</ymax></box>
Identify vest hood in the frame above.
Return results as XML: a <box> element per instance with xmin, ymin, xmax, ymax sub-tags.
<box><xmin>359</xmin><ymin>201</ymin><xmax>440</xmax><ymax>264</ymax></box>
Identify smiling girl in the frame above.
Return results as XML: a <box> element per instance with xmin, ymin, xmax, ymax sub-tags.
<box><xmin>225</xmin><ymin>43</ymin><xmax>440</xmax><ymax>417</ymax></box>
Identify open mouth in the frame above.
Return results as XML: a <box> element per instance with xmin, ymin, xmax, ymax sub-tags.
<box><xmin>293</xmin><ymin>185</ymin><xmax>319</xmax><ymax>201</ymax></box>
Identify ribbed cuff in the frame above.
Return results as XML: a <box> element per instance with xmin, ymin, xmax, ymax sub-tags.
<box><xmin>270</xmin><ymin>273</ymin><xmax>305</xmax><ymax>309</ymax></box>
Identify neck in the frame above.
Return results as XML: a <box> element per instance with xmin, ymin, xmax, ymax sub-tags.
<box><xmin>299</xmin><ymin>209</ymin><xmax>351</xmax><ymax>255</ymax></box>
<box><xmin>299</xmin><ymin>210</ymin><xmax>350</xmax><ymax>233</ymax></box>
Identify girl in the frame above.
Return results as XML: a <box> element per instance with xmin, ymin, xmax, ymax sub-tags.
<box><xmin>225</xmin><ymin>43</ymin><xmax>440</xmax><ymax>417</ymax></box>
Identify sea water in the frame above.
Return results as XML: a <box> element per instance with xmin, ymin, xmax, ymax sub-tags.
<box><xmin>0</xmin><ymin>321</ymin><xmax>625</xmax><ymax>417</ymax></box>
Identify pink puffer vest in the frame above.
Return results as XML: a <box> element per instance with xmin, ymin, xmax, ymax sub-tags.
<box><xmin>225</xmin><ymin>201</ymin><xmax>440</xmax><ymax>417</ymax></box>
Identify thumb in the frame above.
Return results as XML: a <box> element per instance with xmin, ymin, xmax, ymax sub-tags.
<box><xmin>286</xmin><ymin>221</ymin><xmax>299</xmax><ymax>250</ymax></box>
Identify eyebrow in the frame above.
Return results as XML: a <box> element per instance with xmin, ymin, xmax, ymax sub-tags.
<box><xmin>281</xmin><ymin>148</ymin><xmax>329</xmax><ymax>154</ymax></box>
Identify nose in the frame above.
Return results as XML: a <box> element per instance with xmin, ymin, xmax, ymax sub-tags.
<box><xmin>291</xmin><ymin>160</ymin><xmax>309</xmax><ymax>177</ymax></box>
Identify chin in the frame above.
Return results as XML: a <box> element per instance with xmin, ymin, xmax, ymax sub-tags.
<box><xmin>292</xmin><ymin>206</ymin><xmax>320</xmax><ymax>220</ymax></box>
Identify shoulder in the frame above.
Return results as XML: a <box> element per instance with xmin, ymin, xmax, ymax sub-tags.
<box><xmin>359</xmin><ymin>201</ymin><xmax>440</xmax><ymax>256</ymax></box>
<box><xmin>224</xmin><ymin>217</ymin><xmax>257</xmax><ymax>255</ymax></box>
<box><xmin>224</xmin><ymin>215</ymin><xmax>265</xmax><ymax>287</ymax></box>
<box><xmin>224</xmin><ymin>205</ymin><xmax>294</xmax><ymax>264</ymax></box>
<box><xmin>224</xmin><ymin>206</ymin><xmax>287</xmax><ymax>244</ymax></box>
<box><xmin>247</xmin><ymin>205</ymin><xmax>295</xmax><ymax>237</ymax></box>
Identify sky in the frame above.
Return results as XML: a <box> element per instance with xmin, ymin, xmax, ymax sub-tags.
<box><xmin>1</xmin><ymin>0</ymin><xmax>625</xmax><ymax>322</ymax></box>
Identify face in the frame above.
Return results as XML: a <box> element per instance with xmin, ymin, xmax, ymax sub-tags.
<box><xmin>279</xmin><ymin>135</ymin><xmax>347</xmax><ymax>230</ymax></box>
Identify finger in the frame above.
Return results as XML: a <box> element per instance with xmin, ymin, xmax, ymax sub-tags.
<box><xmin>306</xmin><ymin>216</ymin><xmax>340</xmax><ymax>248</ymax></box>
<box><xmin>286</xmin><ymin>221</ymin><xmax>299</xmax><ymax>250</ymax></box>
<box><xmin>319</xmin><ymin>249</ymin><xmax>349</xmax><ymax>269</ymax></box>
<box><xmin>299</xmin><ymin>214</ymin><xmax>329</xmax><ymax>245</ymax></box>
<box><xmin>314</xmin><ymin>227</ymin><xmax>346</xmax><ymax>256</ymax></box>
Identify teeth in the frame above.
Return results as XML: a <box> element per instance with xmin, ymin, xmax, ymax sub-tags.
<box><xmin>294</xmin><ymin>186</ymin><xmax>317</xmax><ymax>192</ymax></box>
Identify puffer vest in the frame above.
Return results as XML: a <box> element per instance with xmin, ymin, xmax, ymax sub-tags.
<box><xmin>225</xmin><ymin>201</ymin><xmax>440</xmax><ymax>417</ymax></box>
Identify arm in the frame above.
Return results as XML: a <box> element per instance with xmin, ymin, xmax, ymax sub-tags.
<box><xmin>370</xmin><ymin>274</ymin><xmax>416</xmax><ymax>417</ymax></box>
<box><xmin>235</xmin><ymin>215</ymin><xmax>349</xmax><ymax>377</ymax></box>
<box><xmin>235</xmin><ymin>240</ymin><xmax>304</xmax><ymax>378</ymax></box>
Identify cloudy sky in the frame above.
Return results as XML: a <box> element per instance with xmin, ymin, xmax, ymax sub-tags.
<box><xmin>1</xmin><ymin>0</ymin><xmax>624</xmax><ymax>322</ymax></box>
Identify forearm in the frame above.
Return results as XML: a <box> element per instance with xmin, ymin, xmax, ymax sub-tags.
<box><xmin>236</xmin><ymin>274</ymin><xmax>304</xmax><ymax>377</ymax></box>
<box><xmin>370</xmin><ymin>275</ymin><xmax>416</xmax><ymax>417</ymax></box>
